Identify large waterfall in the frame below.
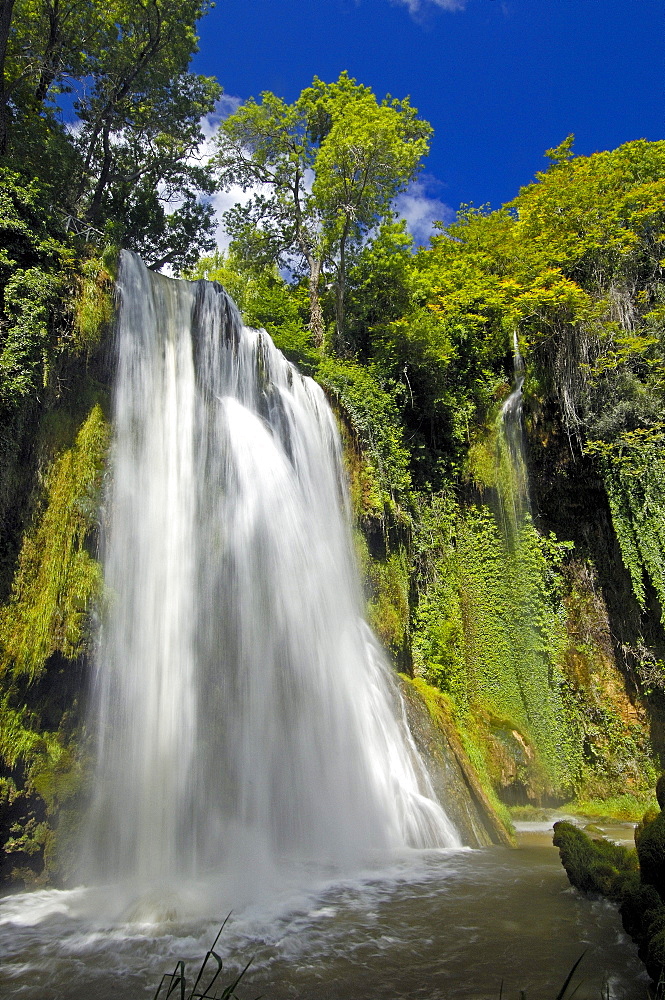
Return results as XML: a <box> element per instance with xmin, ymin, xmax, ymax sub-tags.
<box><xmin>85</xmin><ymin>252</ymin><xmax>458</xmax><ymax>899</ymax></box>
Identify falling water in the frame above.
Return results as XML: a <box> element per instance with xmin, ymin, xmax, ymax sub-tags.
<box><xmin>496</xmin><ymin>330</ymin><xmax>531</xmax><ymax>539</ymax></box>
<box><xmin>85</xmin><ymin>252</ymin><xmax>458</xmax><ymax>900</ymax></box>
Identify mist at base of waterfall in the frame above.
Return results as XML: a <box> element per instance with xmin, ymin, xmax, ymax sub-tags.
<box><xmin>0</xmin><ymin>832</ymin><xmax>646</xmax><ymax>1000</ymax></box>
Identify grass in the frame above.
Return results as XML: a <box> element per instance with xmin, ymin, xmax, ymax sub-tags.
<box><xmin>153</xmin><ymin>917</ymin><xmax>260</xmax><ymax>1000</ymax></box>
<box><xmin>562</xmin><ymin>792</ymin><xmax>657</xmax><ymax>823</ymax></box>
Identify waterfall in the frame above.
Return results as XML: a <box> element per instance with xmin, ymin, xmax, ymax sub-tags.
<box><xmin>496</xmin><ymin>331</ymin><xmax>531</xmax><ymax>539</ymax></box>
<box><xmin>85</xmin><ymin>252</ymin><xmax>459</xmax><ymax>897</ymax></box>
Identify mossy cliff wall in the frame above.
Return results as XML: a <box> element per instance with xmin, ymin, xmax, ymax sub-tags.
<box><xmin>332</xmin><ymin>358</ymin><xmax>658</xmax><ymax>829</ymax></box>
<box><xmin>0</xmin><ymin>212</ymin><xmax>113</xmax><ymax>885</ymax></box>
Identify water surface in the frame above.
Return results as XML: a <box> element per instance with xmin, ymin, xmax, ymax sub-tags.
<box><xmin>0</xmin><ymin>825</ymin><xmax>647</xmax><ymax>1000</ymax></box>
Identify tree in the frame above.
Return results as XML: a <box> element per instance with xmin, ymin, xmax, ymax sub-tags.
<box><xmin>0</xmin><ymin>0</ymin><xmax>16</xmax><ymax>154</ymax></box>
<box><xmin>0</xmin><ymin>0</ymin><xmax>109</xmax><ymax>160</ymax></box>
<box><xmin>215</xmin><ymin>72</ymin><xmax>431</xmax><ymax>350</ymax></box>
<box><xmin>1</xmin><ymin>0</ymin><xmax>220</xmax><ymax>271</ymax></box>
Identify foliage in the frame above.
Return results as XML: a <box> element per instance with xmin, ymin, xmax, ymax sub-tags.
<box><xmin>365</xmin><ymin>547</ymin><xmax>411</xmax><ymax>660</ymax></box>
<box><xmin>586</xmin><ymin>428</ymin><xmax>665</xmax><ymax>622</ymax></box>
<box><xmin>318</xmin><ymin>355</ymin><xmax>413</xmax><ymax>519</ymax></box>
<box><xmin>1</xmin><ymin>0</ymin><xmax>219</xmax><ymax>271</ymax></box>
<box><xmin>561</xmin><ymin>794</ymin><xmax>657</xmax><ymax>823</ymax></box>
<box><xmin>344</xmin><ymin>219</ymin><xmax>414</xmax><ymax>360</ymax></box>
<box><xmin>0</xmin><ymin>404</ymin><xmax>109</xmax><ymax>680</ymax></box>
<box><xmin>406</xmin><ymin>465</ymin><xmax>657</xmax><ymax>806</ymax></box>
<box><xmin>0</xmin><ymin>167</ymin><xmax>75</xmax><ymax>408</ymax></box>
<box><xmin>369</xmin><ymin>139</ymin><xmax>665</xmax><ymax>488</ymax></box>
<box><xmin>408</xmin><ymin>480</ymin><xmax>579</xmax><ymax>799</ymax></box>
<box><xmin>0</xmin><ymin>400</ymin><xmax>108</xmax><ymax>883</ymax></box>
<box><xmin>73</xmin><ymin>250</ymin><xmax>115</xmax><ymax>350</ymax></box>
<box><xmin>215</xmin><ymin>72</ymin><xmax>431</xmax><ymax>347</ymax></box>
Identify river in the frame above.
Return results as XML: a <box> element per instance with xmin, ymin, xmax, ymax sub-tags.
<box><xmin>0</xmin><ymin>818</ymin><xmax>647</xmax><ymax>1000</ymax></box>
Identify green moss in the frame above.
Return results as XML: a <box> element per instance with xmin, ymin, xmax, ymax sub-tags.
<box><xmin>341</xmin><ymin>426</ymin><xmax>386</xmax><ymax>525</ymax></box>
<box><xmin>318</xmin><ymin>357</ymin><xmax>413</xmax><ymax>518</ymax></box>
<box><xmin>636</xmin><ymin>808</ymin><xmax>665</xmax><ymax>898</ymax></box>
<box><xmin>553</xmin><ymin>820</ymin><xmax>638</xmax><ymax>896</ymax></box>
<box><xmin>0</xmin><ymin>399</ymin><xmax>107</xmax><ymax>882</ymax></box>
<box><xmin>553</xmin><ymin>799</ymin><xmax>665</xmax><ymax>985</ymax></box>
<box><xmin>366</xmin><ymin>549</ymin><xmax>411</xmax><ymax>659</ymax></box>
<box><xmin>464</xmin><ymin>427</ymin><xmax>499</xmax><ymax>492</ymax></box>
<box><xmin>405</xmin><ymin>675</ymin><xmax>515</xmax><ymax>836</ymax></box>
<box><xmin>584</xmin><ymin>430</ymin><xmax>665</xmax><ymax>626</ymax></box>
<box><xmin>456</xmin><ymin>722</ymin><xmax>514</xmax><ymax>834</ymax></box>
<box><xmin>0</xmin><ymin>404</ymin><xmax>110</xmax><ymax>681</ymax></box>
<box><xmin>408</xmin><ymin>475</ymin><xmax>658</xmax><ymax>807</ymax></box>
<box><xmin>412</xmin><ymin>493</ymin><xmax>580</xmax><ymax>798</ymax></box>
<box><xmin>73</xmin><ymin>251</ymin><xmax>115</xmax><ymax>350</ymax></box>
<box><xmin>563</xmin><ymin>793</ymin><xmax>658</xmax><ymax>823</ymax></box>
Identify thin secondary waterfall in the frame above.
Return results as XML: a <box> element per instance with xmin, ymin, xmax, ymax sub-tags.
<box><xmin>86</xmin><ymin>252</ymin><xmax>458</xmax><ymax>894</ymax></box>
<box><xmin>496</xmin><ymin>331</ymin><xmax>531</xmax><ymax>539</ymax></box>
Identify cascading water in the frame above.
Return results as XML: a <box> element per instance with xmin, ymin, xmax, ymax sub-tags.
<box><xmin>496</xmin><ymin>331</ymin><xmax>531</xmax><ymax>539</ymax></box>
<box><xmin>85</xmin><ymin>252</ymin><xmax>459</xmax><ymax>901</ymax></box>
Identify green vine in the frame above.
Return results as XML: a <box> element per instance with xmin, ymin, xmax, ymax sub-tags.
<box><xmin>587</xmin><ymin>427</ymin><xmax>665</xmax><ymax>618</ymax></box>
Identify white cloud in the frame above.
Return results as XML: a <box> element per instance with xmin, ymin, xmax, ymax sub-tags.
<box><xmin>391</xmin><ymin>0</ymin><xmax>467</xmax><ymax>14</ymax></box>
<box><xmin>181</xmin><ymin>95</ymin><xmax>259</xmax><ymax>252</ymax></box>
<box><xmin>394</xmin><ymin>177</ymin><xmax>454</xmax><ymax>247</ymax></box>
<box><xmin>208</xmin><ymin>184</ymin><xmax>256</xmax><ymax>252</ymax></box>
<box><xmin>200</xmin><ymin>94</ymin><xmax>243</xmax><ymax>144</ymax></box>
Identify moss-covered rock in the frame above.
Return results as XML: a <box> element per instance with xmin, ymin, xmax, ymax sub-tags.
<box><xmin>0</xmin><ymin>403</ymin><xmax>109</xmax><ymax>680</ymax></box>
<box><xmin>554</xmin><ymin>779</ymin><xmax>665</xmax><ymax>985</ymax></box>
<box><xmin>0</xmin><ymin>402</ymin><xmax>110</xmax><ymax>885</ymax></box>
<box><xmin>400</xmin><ymin>676</ymin><xmax>514</xmax><ymax>847</ymax></box>
<box><xmin>636</xmin><ymin>804</ymin><xmax>665</xmax><ymax>901</ymax></box>
<box><xmin>553</xmin><ymin>820</ymin><xmax>638</xmax><ymax>896</ymax></box>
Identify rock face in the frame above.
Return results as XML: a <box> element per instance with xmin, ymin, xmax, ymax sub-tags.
<box><xmin>400</xmin><ymin>678</ymin><xmax>513</xmax><ymax>848</ymax></box>
<box><xmin>554</xmin><ymin>780</ymin><xmax>665</xmax><ymax>987</ymax></box>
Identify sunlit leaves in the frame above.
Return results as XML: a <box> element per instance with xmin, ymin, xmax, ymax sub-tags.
<box><xmin>215</xmin><ymin>72</ymin><xmax>432</xmax><ymax>347</ymax></box>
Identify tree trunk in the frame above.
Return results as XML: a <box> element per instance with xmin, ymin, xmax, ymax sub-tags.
<box><xmin>308</xmin><ymin>256</ymin><xmax>324</xmax><ymax>348</ymax></box>
<box><xmin>34</xmin><ymin>1</ymin><xmax>63</xmax><ymax>107</ymax></box>
<box><xmin>334</xmin><ymin>225</ymin><xmax>351</xmax><ymax>354</ymax></box>
<box><xmin>85</xmin><ymin>125</ymin><xmax>113</xmax><ymax>224</ymax></box>
<box><xmin>0</xmin><ymin>0</ymin><xmax>16</xmax><ymax>156</ymax></box>
<box><xmin>334</xmin><ymin>278</ymin><xmax>345</xmax><ymax>354</ymax></box>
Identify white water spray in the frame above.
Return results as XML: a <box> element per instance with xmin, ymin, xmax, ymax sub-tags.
<box><xmin>85</xmin><ymin>253</ymin><xmax>458</xmax><ymax>898</ymax></box>
<box><xmin>497</xmin><ymin>330</ymin><xmax>531</xmax><ymax>537</ymax></box>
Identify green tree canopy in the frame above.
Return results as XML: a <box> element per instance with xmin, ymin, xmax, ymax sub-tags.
<box><xmin>0</xmin><ymin>0</ymin><xmax>220</xmax><ymax>271</ymax></box>
<box><xmin>215</xmin><ymin>71</ymin><xmax>432</xmax><ymax>349</ymax></box>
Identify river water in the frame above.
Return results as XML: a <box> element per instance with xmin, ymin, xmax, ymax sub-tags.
<box><xmin>0</xmin><ymin>820</ymin><xmax>647</xmax><ymax>1000</ymax></box>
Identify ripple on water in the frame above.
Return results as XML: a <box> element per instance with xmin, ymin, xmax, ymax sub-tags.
<box><xmin>0</xmin><ymin>842</ymin><xmax>650</xmax><ymax>1000</ymax></box>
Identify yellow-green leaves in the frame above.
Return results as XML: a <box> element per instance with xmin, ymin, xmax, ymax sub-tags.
<box><xmin>215</xmin><ymin>72</ymin><xmax>432</xmax><ymax>348</ymax></box>
<box><xmin>0</xmin><ymin>405</ymin><xmax>110</xmax><ymax>681</ymax></box>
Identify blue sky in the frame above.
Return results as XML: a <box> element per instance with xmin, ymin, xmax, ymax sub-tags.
<box><xmin>193</xmin><ymin>0</ymin><xmax>664</xmax><ymax>243</ymax></box>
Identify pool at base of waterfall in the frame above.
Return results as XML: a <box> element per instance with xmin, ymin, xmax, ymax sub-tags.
<box><xmin>0</xmin><ymin>825</ymin><xmax>647</xmax><ymax>1000</ymax></box>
